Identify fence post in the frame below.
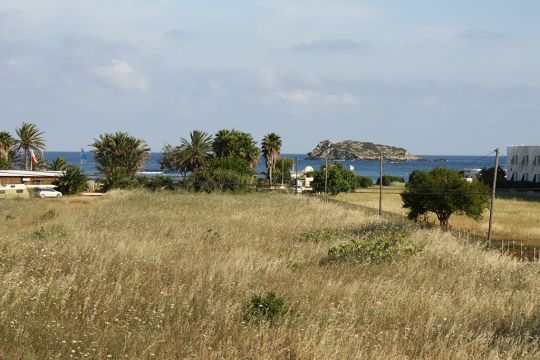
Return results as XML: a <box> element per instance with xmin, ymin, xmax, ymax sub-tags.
<box><xmin>520</xmin><ymin>243</ymin><xmax>523</xmax><ymax>261</ymax></box>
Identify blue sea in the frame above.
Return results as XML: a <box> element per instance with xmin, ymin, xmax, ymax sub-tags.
<box><xmin>44</xmin><ymin>152</ymin><xmax>504</xmax><ymax>181</ymax></box>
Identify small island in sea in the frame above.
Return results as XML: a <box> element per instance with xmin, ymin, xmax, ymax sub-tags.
<box><xmin>307</xmin><ymin>139</ymin><xmax>425</xmax><ymax>161</ymax></box>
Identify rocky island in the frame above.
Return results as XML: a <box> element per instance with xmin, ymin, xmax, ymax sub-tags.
<box><xmin>307</xmin><ymin>140</ymin><xmax>424</xmax><ymax>161</ymax></box>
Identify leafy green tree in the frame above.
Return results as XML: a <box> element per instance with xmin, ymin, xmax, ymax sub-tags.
<box><xmin>478</xmin><ymin>166</ymin><xmax>506</xmax><ymax>187</ymax></box>
<box><xmin>261</xmin><ymin>133</ymin><xmax>282</xmax><ymax>187</ymax></box>
<box><xmin>272</xmin><ymin>157</ymin><xmax>294</xmax><ymax>185</ymax></box>
<box><xmin>50</xmin><ymin>157</ymin><xmax>68</xmax><ymax>171</ymax></box>
<box><xmin>311</xmin><ymin>163</ymin><xmax>359</xmax><ymax>195</ymax></box>
<box><xmin>91</xmin><ymin>132</ymin><xmax>150</xmax><ymax>188</ymax></box>
<box><xmin>178</xmin><ymin>130</ymin><xmax>213</xmax><ymax>172</ymax></box>
<box><xmin>161</xmin><ymin>131</ymin><xmax>213</xmax><ymax>174</ymax></box>
<box><xmin>212</xmin><ymin>129</ymin><xmax>260</xmax><ymax>169</ymax></box>
<box><xmin>160</xmin><ymin>144</ymin><xmax>185</xmax><ymax>174</ymax></box>
<box><xmin>376</xmin><ymin>175</ymin><xmax>405</xmax><ymax>186</ymax></box>
<box><xmin>53</xmin><ymin>164</ymin><xmax>88</xmax><ymax>195</ymax></box>
<box><xmin>184</xmin><ymin>157</ymin><xmax>255</xmax><ymax>193</ymax></box>
<box><xmin>0</xmin><ymin>131</ymin><xmax>17</xmax><ymax>169</ymax></box>
<box><xmin>15</xmin><ymin>122</ymin><xmax>45</xmax><ymax>170</ymax></box>
<box><xmin>357</xmin><ymin>176</ymin><xmax>373</xmax><ymax>188</ymax></box>
<box><xmin>401</xmin><ymin>168</ymin><xmax>490</xmax><ymax>229</ymax></box>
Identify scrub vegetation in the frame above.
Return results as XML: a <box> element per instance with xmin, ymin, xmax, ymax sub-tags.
<box><xmin>1</xmin><ymin>192</ymin><xmax>540</xmax><ymax>359</ymax></box>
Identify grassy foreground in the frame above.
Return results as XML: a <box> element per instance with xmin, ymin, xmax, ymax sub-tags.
<box><xmin>2</xmin><ymin>192</ymin><xmax>540</xmax><ymax>359</ymax></box>
<box><xmin>336</xmin><ymin>186</ymin><xmax>540</xmax><ymax>245</ymax></box>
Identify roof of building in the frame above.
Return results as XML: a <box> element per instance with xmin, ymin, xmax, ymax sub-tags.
<box><xmin>0</xmin><ymin>170</ymin><xmax>63</xmax><ymax>177</ymax></box>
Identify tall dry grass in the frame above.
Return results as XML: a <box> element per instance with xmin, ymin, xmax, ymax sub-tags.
<box><xmin>1</xmin><ymin>191</ymin><xmax>540</xmax><ymax>359</ymax></box>
<box><xmin>337</xmin><ymin>187</ymin><xmax>540</xmax><ymax>245</ymax></box>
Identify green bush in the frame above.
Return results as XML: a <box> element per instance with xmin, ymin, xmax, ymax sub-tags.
<box><xmin>243</xmin><ymin>292</ymin><xmax>289</xmax><ymax>323</ymax></box>
<box><xmin>53</xmin><ymin>164</ymin><xmax>88</xmax><ymax>195</ymax></box>
<box><xmin>137</xmin><ymin>175</ymin><xmax>177</xmax><ymax>191</ymax></box>
<box><xmin>311</xmin><ymin>163</ymin><xmax>359</xmax><ymax>195</ymax></box>
<box><xmin>322</xmin><ymin>223</ymin><xmax>419</xmax><ymax>264</ymax></box>
<box><xmin>357</xmin><ymin>176</ymin><xmax>373</xmax><ymax>188</ymax></box>
<box><xmin>186</xmin><ymin>168</ymin><xmax>253</xmax><ymax>193</ymax></box>
<box><xmin>376</xmin><ymin>175</ymin><xmax>405</xmax><ymax>186</ymax></box>
<box><xmin>296</xmin><ymin>227</ymin><xmax>352</xmax><ymax>243</ymax></box>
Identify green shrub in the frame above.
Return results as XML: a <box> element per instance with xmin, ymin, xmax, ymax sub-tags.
<box><xmin>311</xmin><ymin>163</ymin><xmax>359</xmax><ymax>195</ymax></box>
<box><xmin>186</xmin><ymin>168</ymin><xmax>253</xmax><ymax>193</ymax></box>
<box><xmin>137</xmin><ymin>175</ymin><xmax>177</xmax><ymax>191</ymax></box>
<box><xmin>53</xmin><ymin>164</ymin><xmax>88</xmax><ymax>195</ymax></box>
<box><xmin>243</xmin><ymin>292</ymin><xmax>289</xmax><ymax>323</ymax></box>
<box><xmin>32</xmin><ymin>224</ymin><xmax>69</xmax><ymax>240</ymax></box>
<box><xmin>376</xmin><ymin>175</ymin><xmax>405</xmax><ymax>186</ymax></box>
<box><xmin>357</xmin><ymin>176</ymin><xmax>373</xmax><ymax>188</ymax></box>
<box><xmin>297</xmin><ymin>227</ymin><xmax>351</xmax><ymax>243</ymax></box>
<box><xmin>322</xmin><ymin>223</ymin><xmax>419</xmax><ymax>264</ymax></box>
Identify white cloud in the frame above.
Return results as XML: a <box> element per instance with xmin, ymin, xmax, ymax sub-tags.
<box><xmin>275</xmin><ymin>89</ymin><xmax>359</xmax><ymax>106</ymax></box>
<box><xmin>92</xmin><ymin>59</ymin><xmax>149</xmax><ymax>92</ymax></box>
<box><xmin>259</xmin><ymin>68</ymin><xmax>279</xmax><ymax>89</ymax></box>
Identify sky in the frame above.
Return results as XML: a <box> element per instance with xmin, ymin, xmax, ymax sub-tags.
<box><xmin>1</xmin><ymin>0</ymin><xmax>539</xmax><ymax>155</ymax></box>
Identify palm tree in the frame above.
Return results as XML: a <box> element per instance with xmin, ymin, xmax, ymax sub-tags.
<box><xmin>261</xmin><ymin>133</ymin><xmax>282</xmax><ymax>187</ymax></box>
<box><xmin>91</xmin><ymin>132</ymin><xmax>150</xmax><ymax>178</ymax></box>
<box><xmin>15</xmin><ymin>123</ymin><xmax>45</xmax><ymax>170</ymax></box>
<box><xmin>0</xmin><ymin>131</ymin><xmax>17</xmax><ymax>169</ymax></box>
<box><xmin>212</xmin><ymin>129</ymin><xmax>260</xmax><ymax>170</ymax></box>
<box><xmin>212</xmin><ymin>129</ymin><xmax>231</xmax><ymax>158</ymax></box>
<box><xmin>178</xmin><ymin>130</ymin><xmax>213</xmax><ymax>172</ymax></box>
<box><xmin>50</xmin><ymin>157</ymin><xmax>68</xmax><ymax>171</ymax></box>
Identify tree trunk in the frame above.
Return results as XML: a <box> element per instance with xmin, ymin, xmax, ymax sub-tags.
<box><xmin>269</xmin><ymin>168</ymin><xmax>273</xmax><ymax>188</ymax></box>
<box><xmin>25</xmin><ymin>149</ymin><xmax>29</xmax><ymax>170</ymax></box>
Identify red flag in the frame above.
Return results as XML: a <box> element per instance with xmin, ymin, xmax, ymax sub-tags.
<box><xmin>30</xmin><ymin>149</ymin><xmax>38</xmax><ymax>164</ymax></box>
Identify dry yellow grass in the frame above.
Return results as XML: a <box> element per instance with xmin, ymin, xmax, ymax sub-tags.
<box><xmin>336</xmin><ymin>187</ymin><xmax>540</xmax><ymax>245</ymax></box>
<box><xmin>1</xmin><ymin>191</ymin><xmax>540</xmax><ymax>359</ymax></box>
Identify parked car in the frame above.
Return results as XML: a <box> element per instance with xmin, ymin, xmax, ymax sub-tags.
<box><xmin>35</xmin><ymin>189</ymin><xmax>63</xmax><ymax>198</ymax></box>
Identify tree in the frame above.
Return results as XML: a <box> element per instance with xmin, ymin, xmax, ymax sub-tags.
<box><xmin>91</xmin><ymin>132</ymin><xmax>150</xmax><ymax>185</ymax></box>
<box><xmin>401</xmin><ymin>168</ymin><xmax>490</xmax><ymax>229</ymax></box>
<box><xmin>261</xmin><ymin>133</ymin><xmax>282</xmax><ymax>187</ymax></box>
<box><xmin>50</xmin><ymin>157</ymin><xmax>68</xmax><ymax>171</ymax></box>
<box><xmin>311</xmin><ymin>163</ymin><xmax>359</xmax><ymax>195</ymax></box>
<box><xmin>178</xmin><ymin>130</ymin><xmax>213</xmax><ymax>172</ymax></box>
<box><xmin>272</xmin><ymin>157</ymin><xmax>294</xmax><ymax>185</ymax></box>
<box><xmin>0</xmin><ymin>131</ymin><xmax>17</xmax><ymax>169</ymax></box>
<box><xmin>15</xmin><ymin>122</ymin><xmax>45</xmax><ymax>170</ymax></box>
<box><xmin>54</xmin><ymin>164</ymin><xmax>88</xmax><ymax>195</ymax></box>
<box><xmin>212</xmin><ymin>129</ymin><xmax>260</xmax><ymax>169</ymax></box>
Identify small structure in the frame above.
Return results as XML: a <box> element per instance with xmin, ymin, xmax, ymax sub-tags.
<box><xmin>0</xmin><ymin>170</ymin><xmax>63</xmax><ymax>186</ymax></box>
<box><xmin>463</xmin><ymin>168</ymin><xmax>482</xmax><ymax>182</ymax></box>
<box><xmin>0</xmin><ymin>184</ymin><xmax>30</xmax><ymax>199</ymax></box>
<box><xmin>507</xmin><ymin>146</ymin><xmax>540</xmax><ymax>182</ymax></box>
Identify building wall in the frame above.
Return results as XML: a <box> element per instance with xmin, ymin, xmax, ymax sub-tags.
<box><xmin>0</xmin><ymin>177</ymin><xmax>57</xmax><ymax>186</ymax></box>
<box><xmin>506</xmin><ymin>146</ymin><xmax>540</xmax><ymax>182</ymax></box>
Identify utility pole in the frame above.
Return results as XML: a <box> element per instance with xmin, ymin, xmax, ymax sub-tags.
<box><xmin>324</xmin><ymin>157</ymin><xmax>328</xmax><ymax>201</ymax></box>
<box><xmin>379</xmin><ymin>153</ymin><xmax>383</xmax><ymax>216</ymax></box>
<box><xmin>281</xmin><ymin>157</ymin><xmax>284</xmax><ymax>186</ymax></box>
<box><xmin>487</xmin><ymin>148</ymin><xmax>500</xmax><ymax>248</ymax></box>
<box><xmin>294</xmin><ymin>158</ymin><xmax>298</xmax><ymax>194</ymax></box>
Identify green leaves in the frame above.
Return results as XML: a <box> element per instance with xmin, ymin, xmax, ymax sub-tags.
<box><xmin>91</xmin><ymin>132</ymin><xmax>150</xmax><ymax>188</ymax></box>
<box><xmin>54</xmin><ymin>164</ymin><xmax>88</xmax><ymax>195</ymax></box>
<box><xmin>402</xmin><ymin>168</ymin><xmax>490</xmax><ymax>228</ymax></box>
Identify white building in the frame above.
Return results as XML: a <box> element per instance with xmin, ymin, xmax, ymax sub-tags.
<box><xmin>506</xmin><ymin>146</ymin><xmax>540</xmax><ymax>182</ymax></box>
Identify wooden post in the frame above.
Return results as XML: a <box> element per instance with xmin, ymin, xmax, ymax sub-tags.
<box><xmin>379</xmin><ymin>153</ymin><xmax>383</xmax><ymax>216</ymax></box>
<box><xmin>281</xmin><ymin>157</ymin><xmax>284</xmax><ymax>186</ymax></box>
<box><xmin>521</xmin><ymin>243</ymin><xmax>523</xmax><ymax>261</ymax></box>
<box><xmin>324</xmin><ymin>157</ymin><xmax>328</xmax><ymax>202</ymax></box>
<box><xmin>294</xmin><ymin>158</ymin><xmax>298</xmax><ymax>195</ymax></box>
<box><xmin>487</xmin><ymin>148</ymin><xmax>500</xmax><ymax>248</ymax></box>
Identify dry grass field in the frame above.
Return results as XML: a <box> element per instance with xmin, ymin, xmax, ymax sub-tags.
<box><xmin>2</xmin><ymin>191</ymin><xmax>540</xmax><ymax>359</ymax></box>
<box><xmin>336</xmin><ymin>187</ymin><xmax>540</xmax><ymax>245</ymax></box>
